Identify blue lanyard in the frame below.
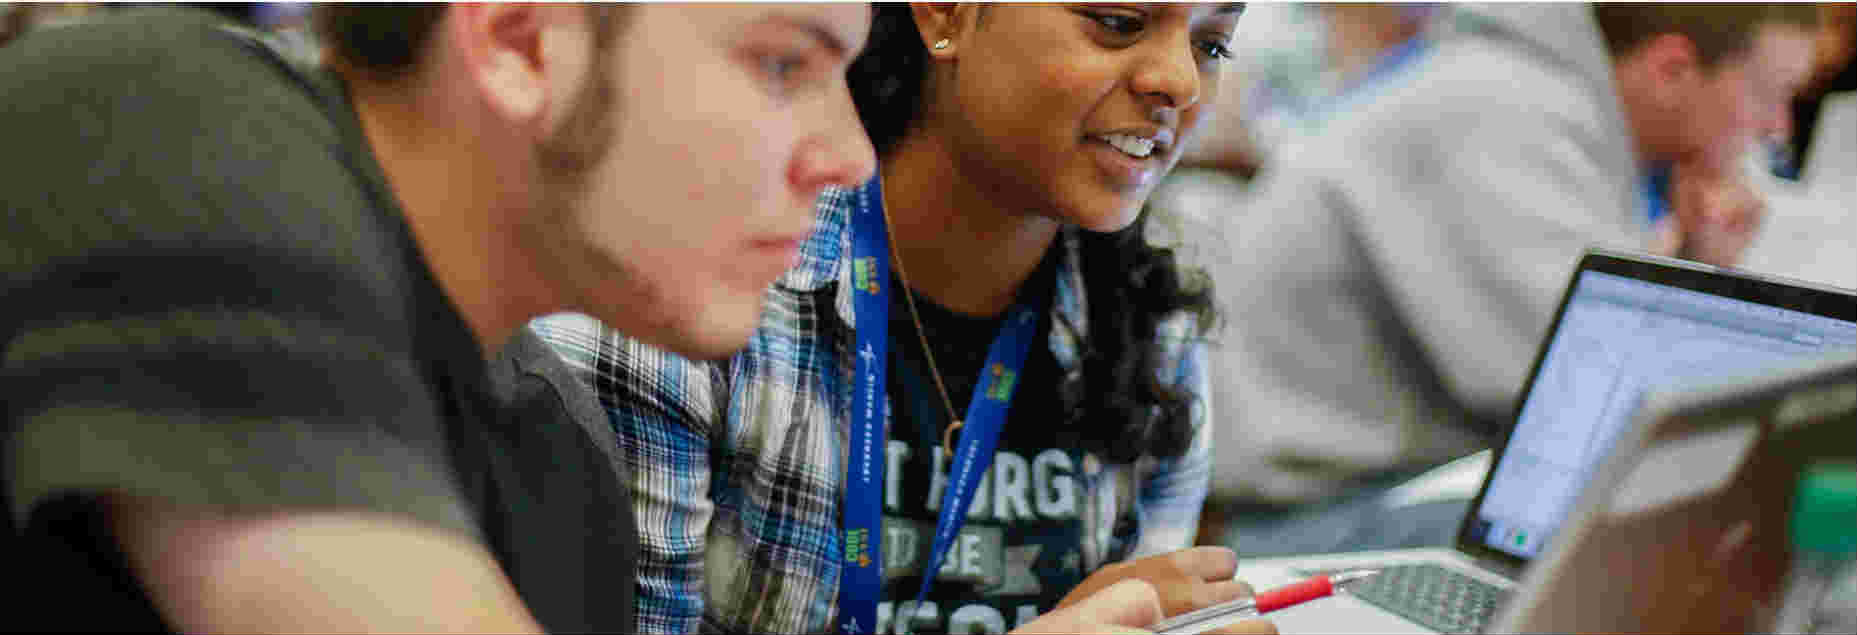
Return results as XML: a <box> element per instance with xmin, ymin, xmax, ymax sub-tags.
<box><xmin>836</xmin><ymin>176</ymin><xmax>1049</xmax><ymax>634</ymax></box>
<box><xmin>1643</xmin><ymin>162</ymin><xmax>1673</xmax><ymax>226</ymax></box>
<box><xmin>839</xmin><ymin>176</ymin><xmax>893</xmax><ymax>635</ymax></box>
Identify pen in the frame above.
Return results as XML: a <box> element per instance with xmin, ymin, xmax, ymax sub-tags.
<box><xmin>1148</xmin><ymin>569</ymin><xmax>1381</xmax><ymax>635</ymax></box>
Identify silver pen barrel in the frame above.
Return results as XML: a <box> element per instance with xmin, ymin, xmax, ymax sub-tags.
<box><xmin>1149</xmin><ymin>597</ymin><xmax>1259</xmax><ymax>635</ymax></box>
<box><xmin>1149</xmin><ymin>569</ymin><xmax>1380</xmax><ymax>635</ymax></box>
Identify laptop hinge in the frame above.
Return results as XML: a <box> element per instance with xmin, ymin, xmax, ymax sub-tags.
<box><xmin>1467</xmin><ymin>556</ymin><xmax>1524</xmax><ymax>585</ymax></box>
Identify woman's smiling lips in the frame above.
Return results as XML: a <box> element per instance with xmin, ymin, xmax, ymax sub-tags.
<box><xmin>1086</xmin><ymin>126</ymin><xmax>1173</xmax><ymax>190</ymax></box>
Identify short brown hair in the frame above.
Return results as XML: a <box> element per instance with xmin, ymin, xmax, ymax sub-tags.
<box><xmin>313</xmin><ymin>5</ymin><xmax>625</xmax><ymax>83</ymax></box>
<box><xmin>314</xmin><ymin>5</ymin><xmax>629</xmax><ymax>182</ymax></box>
<box><xmin>1596</xmin><ymin>3</ymin><xmax>1820</xmax><ymax>68</ymax></box>
<box><xmin>313</xmin><ymin>4</ymin><xmax>447</xmax><ymax>82</ymax></box>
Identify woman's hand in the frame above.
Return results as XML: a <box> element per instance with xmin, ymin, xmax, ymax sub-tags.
<box><xmin>1020</xmin><ymin>577</ymin><xmax>1275</xmax><ymax>635</ymax></box>
<box><xmin>1054</xmin><ymin>546</ymin><xmax>1274</xmax><ymax>633</ymax></box>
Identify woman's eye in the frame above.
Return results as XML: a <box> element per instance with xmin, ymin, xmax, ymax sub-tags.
<box><xmin>1196</xmin><ymin>39</ymin><xmax>1233</xmax><ymax>61</ymax></box>
<box><xmin>1090</xmin><ymin>12</ymin><xmax>1145</xmax><ymax>36</ymax></box>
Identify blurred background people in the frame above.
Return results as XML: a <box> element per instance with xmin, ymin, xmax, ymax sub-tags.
<box><xmin>1777</xmin><ymin>2</ymin><xmax>1857</xmax><ymax>184</ymax></box>
<box><xmin>1150</xmin><ymin>2</ymin><xmax>1447</xmax><ymax>374</ymax></box>
<box><xmin>1175</xmin><ymin>3</ymin><xmax>1819</xmax><ymax>557</ymax></box>
<box><xmin>1739</xmin><ymin>3</ymin><xmax>1857</xmax><ymax>291</ymax></box>
<box><xmin>1176</xmin><ymin>3</ymin><xmax>1444</xmax><ymax>179</ymax></box>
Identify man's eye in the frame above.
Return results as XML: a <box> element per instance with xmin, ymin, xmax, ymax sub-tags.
<box><xmin>757</xmin><ymin>53</ymin><xmax>811</xmax><ymax>97</ymax></box>
<box><xmin>763</xmin><ymin>55</ymin><xmax>804</xmax><ymax>83</ymax></box>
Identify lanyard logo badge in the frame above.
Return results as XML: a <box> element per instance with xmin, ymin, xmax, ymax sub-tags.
<box><xmin>985</xmin><ymin>362</ymin><xmax>1017</xmax><ymax>402</ymax></box>
<box><xmin>845</xmin><ymin>527</ymin><xmax>873</xmax><ymax>568</ymax></box>
<box><xmin>853</xmin><ymin>257</ymin><xmax>882</xmax><ymax>295</ymax></box>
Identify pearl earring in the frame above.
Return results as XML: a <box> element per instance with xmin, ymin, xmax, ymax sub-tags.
<box><xmin>933</xmin><ymin>39</ymin><xmax>950</xmax><ymax>50</ymax></box>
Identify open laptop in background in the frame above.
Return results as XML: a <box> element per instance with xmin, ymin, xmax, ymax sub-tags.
<box><xmin>1492</xmin><ymin>350</ymin><xmax>1857</xmax><ymax>633</ymax></box>
<box><xmin>1229</xmin><ymin>248</ymin><xmax>1857</xmax><ymax>634</ymax></box>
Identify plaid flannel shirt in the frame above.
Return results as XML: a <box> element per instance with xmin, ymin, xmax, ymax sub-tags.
<box><xmin>532</xmin><ymin>183</ymin><xmax>1213</xmax><ymax>635</ymax></box>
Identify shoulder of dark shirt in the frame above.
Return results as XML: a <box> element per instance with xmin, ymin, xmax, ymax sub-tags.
<box><xmin>1</xmin><ymin>5</ymin><xmax>418</xmax><ymax>339</ymax></box>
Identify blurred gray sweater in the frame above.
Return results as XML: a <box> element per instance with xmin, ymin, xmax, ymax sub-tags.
<box><xmin>1202</xmin><ymin>4</ymin><xmax>1654</xmax><ymax>504</ymax></box>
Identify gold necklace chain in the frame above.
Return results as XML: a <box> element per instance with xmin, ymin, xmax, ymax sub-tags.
<box><xmin>879</xmin><ymin>193</ymin><xmax>965</xmax><ymax>458</ymax></box>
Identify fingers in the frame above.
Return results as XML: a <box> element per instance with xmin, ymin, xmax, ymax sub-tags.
<box><xmin>1164</xmin><ymin>545</ymin><xmax>1239</xmax><ymax>582</ymax></box>
<box><xmin>1014</xmin><ymin>579</ymin><xmax>1163</xmax><ymax>635</ymax></box>
<box><xmin>1160</xmin><ymin>576</ymin><xmax>1257</xmax><ymax>617</ymax></box>
<box><xmin>1188</xmin><ymin>579</ymin><xmax>1255</xmax><ymax>610</ymax></box>
<box><xmin>1071</xmin><ymin>578</ymin><xmax>1164</xmax><ymax>628</ymax></box>
<box><xmin>1056</xmin><ymin>547</ymin><xmax>1240</xmax><ymax>612</ymax></box>
<box><xmin>1204</xmin><ymin>618</ymin><xmax>1280</xmax><ymax>635</ymax></box>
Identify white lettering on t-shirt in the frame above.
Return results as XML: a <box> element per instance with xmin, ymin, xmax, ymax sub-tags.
<box><xmin>967</xmin><ymin>469</ymin><xmax>991</xmax><ymax>520</ymax></box>
<box><xmin>937</xmin><ymin>531</ymin><xmax>987</xmax><ymax>577</ymax></box>
<box><xmin>885</xmin><ymin>521</ymin><xmax>919</xmax><ymax>570</ymax></box>
<box><xmin>992</xmin><ymin>452</ymin><xmax>1032</xmax><ymax>523</ymax></box>
<box><xmin>1033</xmin><ymin>449</ymin><xmax>1077</xmax><ymax>519</ymax></box>
<box><xmin>924</xmin><ymin>449</ymin><xmax>1079</xmax><ymax>521</ymax></box>
<box><xmin>948</xmin><ymin>603</ymin><xmax>1008</xmax><ymax>634</ymax></box>
<box><xmin>927</xmin><ymin>447</ymin><xmax>947</xmax><ymax>513</ymax></box>
<box><xmin>877</xmin><ymin>600</ymin><xmax>940</xmax><ymax>635</ymax></box>
<box><xmin>887</xmin><ymin>440</ymin><xmax>910</xmax><ymax>512</ymax></box>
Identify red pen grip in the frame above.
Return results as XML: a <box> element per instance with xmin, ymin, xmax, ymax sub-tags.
<box><xmin>1255</xmin><ymin>575</ymin><xmax>1334</xmax><ymax>613</ymax></box>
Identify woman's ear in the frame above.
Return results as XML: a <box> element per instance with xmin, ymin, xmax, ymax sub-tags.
<box><xmin>911</xmin><ymin>3</ymin><xmax>976</xmax><ymax>59</ymax></box>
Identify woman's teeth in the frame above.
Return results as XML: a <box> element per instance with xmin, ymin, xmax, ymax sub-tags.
<box><xmin>1096</xmin><ymin>133</ymin><xmax>1156</xmax><ymax>158</ymax></box>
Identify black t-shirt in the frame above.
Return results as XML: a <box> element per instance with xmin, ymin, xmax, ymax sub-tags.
<box><xmin>877</xmin><ymin>249</ymin><xmax>1088</xmax><ymax>634</ymax></box>
<box><xmin>0</xmin><ymin>10</ymin><xmax>634</xmax><ymax>632</ymax></box>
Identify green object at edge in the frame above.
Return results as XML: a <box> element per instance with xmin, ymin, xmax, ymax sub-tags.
<box><xmin>1793</xmin><ymin>462</ymin><xmax>1857</xmax><ymax>557</ymax></box>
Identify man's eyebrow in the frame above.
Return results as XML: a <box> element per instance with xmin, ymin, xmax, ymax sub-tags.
<box><xmin>757</xmin><ymin>12</ymin><xmax>849</xmax><ymax>57</ymax></box>
<box><xmin>1215</xmin><ymin>3</ymin><xmax>1245</xmax><ymax>16</ymax></box>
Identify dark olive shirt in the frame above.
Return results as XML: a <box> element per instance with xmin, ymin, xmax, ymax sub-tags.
<box><xmin>1</xmin><ymin>9</ymin><xmax>635</xmax><ymax>632</ymax></box>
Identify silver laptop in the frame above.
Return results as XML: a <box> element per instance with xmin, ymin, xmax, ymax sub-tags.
<box><xmin>1230</xmin><ymin>248</ymin><xmax>1857</xmax><ymax>634</ymax></box>
<box><xmin>1493</xmin><ymin>350</ymin><xmax>1857</xmax><ymax>633</ymax></box>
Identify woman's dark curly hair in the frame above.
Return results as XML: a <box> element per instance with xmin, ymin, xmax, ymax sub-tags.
<box><xmin>847</xmin><ymin>4</ymin><xmax>1218</xmax><ymax>463</ymax></box>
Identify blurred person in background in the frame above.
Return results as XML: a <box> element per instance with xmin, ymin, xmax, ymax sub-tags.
<box><xmin>1180</xmin><ymin>3</ymin><xmax>1443</xmax><ymax>179</ymax></box>
<box><xmin>1775</xmin><ymin>2</ymin><xmax>1857</xmax><ymax>182</ymax></box>
<box><xmin>1151</xmin><ymin>3</ymin><xmax>1443</xmax><ymax>335</ymax></box>
<box><xmin>1193</xmin><ymin>3</ymin><xmax>1818</xmax><ymax>555</ymax></box>
<box><xmin>0</xmin><ymin>4</ymin><xmax>1207</xmax><ymax>634</ymax></box>
<box><xmin>529</xmin><ymin>4</ymin><xmax>1274</xmax><ymax>635</ymax></box>
<box><xmin>1734</xmin><ymin>2</ymin><xmax>1857</xmax><ymax>296</ymax></box>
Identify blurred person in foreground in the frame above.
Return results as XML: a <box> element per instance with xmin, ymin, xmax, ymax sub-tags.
<box><xmin>0</xmin><ymin>5</ymin><xmax>1186</xmax><ymax>633</ymax></box>
<box><xmin>1197</xmin><ymin>3</ymin><xmax>1818</xmax><ymax>547</ymax></box>
<box><xmin>530</xmin><ymin>4</ymin><xmax>1275</xmax><ymax>634</ymax></box>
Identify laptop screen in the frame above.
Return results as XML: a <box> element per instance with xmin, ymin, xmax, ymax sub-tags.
<box><xmin>1467</xmin><ymin>270</ymin><xmax>1857</xmax><ymax>560</ymax></box>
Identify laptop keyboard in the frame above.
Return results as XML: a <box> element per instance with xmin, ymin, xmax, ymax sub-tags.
<box><xmin>1298</xmin><ymin>564</ymin><xmax>1511</xmax><ymax>633</ymax></box>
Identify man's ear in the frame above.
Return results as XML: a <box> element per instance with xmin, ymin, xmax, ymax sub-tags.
<box><xmin>446</xmin><ymin>5</ymin><xmax>595</xmax><ymax>131</ymax></box>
